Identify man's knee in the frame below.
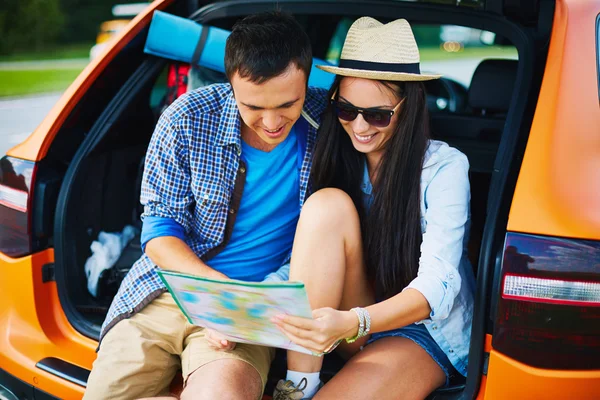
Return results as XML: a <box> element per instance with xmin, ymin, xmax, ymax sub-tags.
<box><xmin>181</xmin><ymin>359</ymin><xmax>263</xmax><ymax>400</ymax></box>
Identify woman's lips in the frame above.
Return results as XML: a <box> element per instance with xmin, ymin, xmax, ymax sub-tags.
<box><xmin>353</xmin><ymin>132</ymin><xmax>377</xmax><ymax>144</ymax></box>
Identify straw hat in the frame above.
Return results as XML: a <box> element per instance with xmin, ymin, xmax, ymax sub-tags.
<box><xmin>317</xmin><ymin>17</ymin><xmax>441</xmax><ymax>81</ymax></box>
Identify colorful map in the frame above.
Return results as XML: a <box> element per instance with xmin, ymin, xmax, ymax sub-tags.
<box><xmin>157</xmin><ymin>270</ymin><xmax>314</xmax><ymax>355</ymax></box>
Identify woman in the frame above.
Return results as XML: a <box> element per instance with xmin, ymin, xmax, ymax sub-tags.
<box><xmin>272</xmin><ymin>17</ymin><xmax>475</xmax><ymax>400</ymax></box>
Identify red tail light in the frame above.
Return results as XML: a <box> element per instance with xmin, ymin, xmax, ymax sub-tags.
<box><xmin>493</xmin><ymin>232</ymin><xmax>600</xmax><ymax>370</ymax></box>
<box><xmin>0</xmin><ymin>156</ymin><xmax>36</xmax><ymax>257</ymax></box>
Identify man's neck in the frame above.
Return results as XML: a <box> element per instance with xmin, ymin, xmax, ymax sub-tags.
<box><xmin>240</xmin><ymin>122</ymin><xmax>278</xmax><ymax>152</ymax></box>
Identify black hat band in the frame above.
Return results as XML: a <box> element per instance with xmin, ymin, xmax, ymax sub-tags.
<box><xmin>338</xmin><ymin>59</ymin><xmax>421</xmax><ymax>74</ymax></box>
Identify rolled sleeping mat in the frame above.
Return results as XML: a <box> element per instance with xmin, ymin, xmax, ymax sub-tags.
<box><xmin>144</xmin><ymin>11</ymin><xmax>336</xmax><ymax>89</ymax></box>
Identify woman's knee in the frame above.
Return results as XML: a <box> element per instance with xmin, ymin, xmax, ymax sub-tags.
<box><xmin>301</xmin><ymin>188</ymin><xmax>359</xmax><ymax>228</ymax></box>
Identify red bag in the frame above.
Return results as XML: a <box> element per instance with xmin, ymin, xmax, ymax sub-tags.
<box><xmin>166</xmin><ymin>63</ymin><xmax>191</xmax><ymax>104</ymax></box>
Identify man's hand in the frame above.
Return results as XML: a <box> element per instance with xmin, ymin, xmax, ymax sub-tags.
<box><xmin>205</xmin><ymin>328</ymin><xmax>236</xmax><ymax>351</ymax></box>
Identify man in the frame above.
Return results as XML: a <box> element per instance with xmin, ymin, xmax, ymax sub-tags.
<box><xmin>84</xmin><ymin>12</ymin><xmax>326</xmax><ymax>400</ymax></box>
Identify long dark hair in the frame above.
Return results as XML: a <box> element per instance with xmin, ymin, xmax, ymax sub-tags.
<box><xmin>311</xmin><ymin>76</ymin><xmax>430</xmax><ymax>299</ymax></box>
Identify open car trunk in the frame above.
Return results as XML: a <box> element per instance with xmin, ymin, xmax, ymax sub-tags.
<box><xmin>50</xmin><ymin>0</ymin><xmax>552</xmax><ymax>397</ymax></box>
<box><xmin>54</xmin><ymin>78</ymin><xmax>160</xmax><ymax>333</ymax></box>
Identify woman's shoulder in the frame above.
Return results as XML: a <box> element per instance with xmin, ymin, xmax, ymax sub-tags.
<box><xmin>424</xmin><ymin>140</ymin><xmax>470</xmax><ymax>171</ymax></box>
<box><xmin>422</xmin><ymin>140</ymin><xmax>470</xmax><ymax>202</ymax></box>
<box><xmin>422</xmin><ymin>140</ymin><xmax>470</xmax><ymax>192</ymax></box>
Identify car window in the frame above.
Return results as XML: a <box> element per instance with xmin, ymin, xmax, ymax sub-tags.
<box><xmin>416</xmin><ymin>25</ymin><xmax>518</xmax><ymax>88</ymax></box>
<box><xmin>149</xmin><ymin>13</ymin><xmax>354</xmax><ymax>108</ymax></box>
<box><xmin>326</xmin><ymin>20</ymin><xmax>517</xmax><ymax>90</ymax></box>
<box><xmin>149</xmin><ymin>15</ymin><xmax>519</xmax><ymax>114</ymax></box>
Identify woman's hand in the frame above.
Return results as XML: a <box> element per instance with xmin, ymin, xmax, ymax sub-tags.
<box><xmin>205</xmin><ymin>328</ymin><xmax>236</xmax><ymax>351</ymax></box>
<box><xmin>272</xmin><ymin>307</ymin><xmax>359</xmax><ymax>354</ymax></box>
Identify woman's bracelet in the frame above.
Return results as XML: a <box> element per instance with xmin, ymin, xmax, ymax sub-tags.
<box><xmin>346</xmin><ymin>307</ymin><xmax>371</xmax><ymax>344</ymax></box>
<box><xmin>363</xmin><ymin>307</ymin><xmax>371</xmax><ymax>335</ymax></box>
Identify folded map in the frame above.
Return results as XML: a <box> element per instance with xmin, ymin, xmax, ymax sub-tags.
<box><xmin>157</xmin><ymin>270</ymin><xmax>314</xmax><ymax>355</ymax></box>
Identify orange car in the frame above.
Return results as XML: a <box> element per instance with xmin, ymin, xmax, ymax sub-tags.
<box><xmin>0</xmin><ymin>0</ymin><xmax>599</xmax><ymax>399</ymax></box>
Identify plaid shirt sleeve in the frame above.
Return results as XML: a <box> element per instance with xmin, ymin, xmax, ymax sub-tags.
<box><xmin>140</xmin><ymin>112</ymin><xmax>194</xmax><ymax>234</ymax></box>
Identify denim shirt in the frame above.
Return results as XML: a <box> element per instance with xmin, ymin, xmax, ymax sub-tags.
<box><xmin>362</xmin><ymin>140</ymin><xmax>475</xmax><ymax>376</ymax></box>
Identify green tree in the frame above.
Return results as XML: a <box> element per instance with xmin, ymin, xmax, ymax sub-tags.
<box><xmin>0</xmin><ymin>0</ymin><xmax>65</xmax><ymax>54</ymax></box>
<box><xmin>58</xmin><ymin>0</ymin><xmax>147</xmax><ymax>44</ymax></box>
<box><xmin>412</xmin><ymin>25</ymin><xmax>442</xmax><ymax>48</ymax></box>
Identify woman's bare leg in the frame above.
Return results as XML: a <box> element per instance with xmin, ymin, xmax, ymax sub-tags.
<box><xmin>287</xmin><ymin>188</ymin><xmax>374</xmax><ymax>374</ymax></box>
<box><xmin>314</xmin><ymin>337</ymin><xmax>446</xmax><ymax>400</ymax></box>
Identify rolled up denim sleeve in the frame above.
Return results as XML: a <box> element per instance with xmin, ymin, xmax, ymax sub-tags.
<box><xmin>263</xmin><ymin>263</ymin><xmax>290</xmax><ymax>282</ymax></box>
<box><xmin>141</xmin><ymin>216</ymin><xmax>186</xmax><ymax>252</ymax></box>
<box><xmin>404</xmin><ymin>154</ymin><xmax>470</xmax><ymax>323</ymax></box>
<box><xmin>140</xmin><ymin>113</ymin><xmax>194</xmax><ymax>234</ymax></box>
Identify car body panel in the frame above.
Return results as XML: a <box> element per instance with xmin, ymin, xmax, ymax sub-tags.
<box><xmin>5</xmin><ymin>0</ymin><xmax>174</xmax><ymax>163</ymax></box>
<box><xmin>494</xmin><ymin>2</ymin><xmax>600</xmax><ymax>394</ymax></box>
<box><xmin>507</xmin><ymin>0</ymin><xmax>600</xmax><ymax>240</ymax></box>
<box><xmin>485</xmin><ymin>350</ymin><xmax>600</xmax><ymax>400</ymax></box>
<box><xmin>0</xmin><ymin>250</ymin><xmax>93</xmax><ymax>399</ymax></box>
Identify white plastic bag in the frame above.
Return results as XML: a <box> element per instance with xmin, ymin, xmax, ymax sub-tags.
<box><xmin>84</xmin><ymin>225</ymin><xmax>137</xmax><ymax>297</ymax></box>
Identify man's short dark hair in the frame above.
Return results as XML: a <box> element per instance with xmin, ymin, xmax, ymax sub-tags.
<box><xmin>225</xmin><ymin>11</ymin><xmax>312</xmax><ymax>84</ymax></box>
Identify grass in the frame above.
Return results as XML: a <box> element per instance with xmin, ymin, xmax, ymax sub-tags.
<box><xmin>0</xmin><ymin>43</ymin><xmax>93</xmax><ymax>62</ymax></box>
<box><xmin>0</xmin><ymin>68</ymin><xmax>83</xmax><ymax>97</ymax></box>
<box><xmin>420</xmin><ymin>45</ymin><xmax>518</xmax><ymax>61</ymax></box>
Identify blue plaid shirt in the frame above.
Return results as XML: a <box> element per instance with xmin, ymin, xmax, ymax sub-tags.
<box><xmin>100</xmin><ymin>83</ymin><xmax>327</xmax><ymax>343</ymax></box>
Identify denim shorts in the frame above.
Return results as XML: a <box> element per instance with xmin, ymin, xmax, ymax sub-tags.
<box><xmin>366</xmin><ymin>323</ymin><xmax>463</xmax><ymax>387</ymax></box>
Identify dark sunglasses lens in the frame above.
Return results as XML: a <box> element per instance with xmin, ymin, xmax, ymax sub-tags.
<box><xmin>335</xmin><ymin>104</ymin><xmax>358</xmax><ymax>121</ymax></box>
<box><xmin>363</xmin><ymin>111</ymin><xmax>392</xmax><ymax>127</ymax></box>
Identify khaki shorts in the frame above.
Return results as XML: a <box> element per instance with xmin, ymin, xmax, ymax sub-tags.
<box><xmin>84</xmin><ymin>293</ymin><xmax>275</xmax><ymax>400</ymax></box>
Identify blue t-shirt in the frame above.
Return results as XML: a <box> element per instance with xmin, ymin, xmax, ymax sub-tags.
<box><xmin>207</xmin><ymin>126</ymin><xmax>300</xmax><ymax>280</ymax></box>
<box><xmin>141</xmin><ymin>126</ymin><xmax>300</xmax><ymax>281</ymax></box>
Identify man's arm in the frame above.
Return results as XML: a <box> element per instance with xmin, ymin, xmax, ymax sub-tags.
<box><xmin>140</xmin><ymin>110</ymin><xmax>234</xmax><ymax>349</ymax></box>
<box><xmin>140</xmin><ymin>112</ymin><xmax>226</xmax><ymax>279</ymax></box>
<box><xmin>141</xmin><ymin>216</ymin><xmax>227</xmax><ymax>279</ymax></box>
<box><xmin>145</xmin><ymin>236</ymin><xmax>227</xmax><ymax>279</ymax></box>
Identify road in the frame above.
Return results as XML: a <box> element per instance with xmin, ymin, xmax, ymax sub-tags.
<box><xmin>0</xmin><ymin>92</ymin><xmax>62</xmax><ymax>156</ymax></box>
<box><xmin>0</xmin><ymin>58</ymin><xmax>89</xmax><ymax>157</ymax></box>
<box><xmin>0</xmin><ymin>58</ymin><xmax>88</xmax><ymax>71</ymax></box>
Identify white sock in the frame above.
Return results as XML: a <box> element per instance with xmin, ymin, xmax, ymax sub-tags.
<box><xmin>285</xmin><ymin>370</ymin><xmax>321</xmax><ymax>398</ymax></box>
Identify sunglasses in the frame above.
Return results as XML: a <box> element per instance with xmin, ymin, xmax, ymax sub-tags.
<box><xmin>330</xmin><ymin>91</ymin><xmax>405</xmax><ymax>128</ymax></box>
